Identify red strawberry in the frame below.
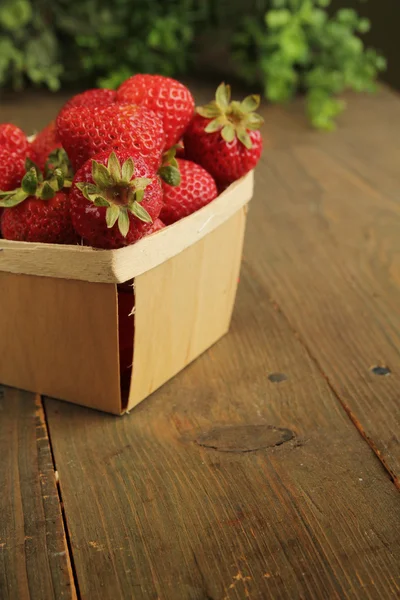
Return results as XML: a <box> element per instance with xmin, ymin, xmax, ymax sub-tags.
<box><xmin>0</xmin><ymin>148</ymin><xmax>27</xmax><ymax>191</ymax></box>
<box><xmin>183</xmin><ymin>83</ymin><xmax>263</xmax><ymax>185</ymax></box>
<box><xmin>117</xmin><ymin>285</ymin><xmax>135</xmax><ymax>389</ymax></box>
<box><xmin>60</xmin><ymin>88</ymin><xmax>116</xmax><ymax>115</ymax></box>
<box><xmin>0</xmin><ymin>165</ymin><xmax>76</xmax><ymax>244</ymax></box>
<box><xmin>0</xmin><ymin>123</ymin><xmax>30</xmax><ymax>158</ymax></box>
<box><xmin>57</xmin><ymin>104</ymin><xmax>165</xmax><ymax>172</ymax></box>
<box><xmin>117</xmin><ymin>74</ymin><xmax>194</xmax><ymax>148</ymax></box>
<box><xmin>70</xmin><ymin>150</ymin><xmax>163</xmax><ymax>249</ymax></box>
<box><xmin>147</xmin><ymin>218</ymin><xmax>165</xmax><ymax>233</ymax></box>
<box><xmin>31</xmin><ymin>121</ymin><xmax>62</xmax><ymax>171</ymax></box>
<box><xmin>160</xmin><ymin>159</ymin><xmax>217</xmax><ymax>224</ymax></box>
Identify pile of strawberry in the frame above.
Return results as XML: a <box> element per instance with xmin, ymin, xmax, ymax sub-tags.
<box><xmin>0</xmin><ymin>75</ymin><xmax>263</xmax><ymax>249</ymax></box>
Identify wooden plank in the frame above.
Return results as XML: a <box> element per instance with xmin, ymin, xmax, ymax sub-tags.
<box><xmin>128</xmin><ymin>208</ymin><xmax>246</xmax><ymax>409</ymax></box>
<box><xmin>0</xmin><ymin>386</ymin><xmax>76</xmax><ymax>600</ymax></box>
<box><xmin>0</xmin><ymin>273</ymin><xmax>121</xmax><ymax>414</ymax></box>
<box><xmin>240</xmin><ymin>92</ymin><xmax>400</xmax><ymax>483</ymax></box>
<box><xmin>45</xmin><ymin>266</ymin><xmax>400</xmax><ymax>600</ymax></box>
<box><xmin>0</xmin><ymin>172</ymin><xmax>253</xmax><ymax>284</ymax></box>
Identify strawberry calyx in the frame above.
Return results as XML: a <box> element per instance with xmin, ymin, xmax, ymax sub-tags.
<box><xmin>45</xmin><ymin>148</ymin><xmax>74</xmax><ymax>183</ymax></box>
<box><xmin>0</xmin><ymin>155</ymin><xmax>73</xmax><ymax>208</ymax></box>
<box><xmin>196</xmin><ymin>82</ymin><xmax>264</xmax><ymax>149</ymax></box>
<box><xmin>158</xmin><ymin>146</ymin><xmax>181</xmax><ymax>186</ymax></box>
<box><xmin>75</xmin><ymin>152</ymin><xmax>153</xmax><ymax>237</ymax></box>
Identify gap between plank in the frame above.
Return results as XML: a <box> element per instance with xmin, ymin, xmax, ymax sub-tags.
<box><xmin>40</xmin><ymin>396</ymin><xmax>82</xmax><ymax>599</ymax></box>
<box><xmin>255</xmin><ymin>279</ymin><xmax>400</xmax><ymax>491</ymax></box>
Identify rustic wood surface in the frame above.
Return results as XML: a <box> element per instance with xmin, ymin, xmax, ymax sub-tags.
<box><xmin>1</xmin><ymin>86</ymin><xmax>400</xmax><ymax>598</ymax></box>
<box><xmin>0</xmin><ymin>386</ymin><xmax>76</xmax><ymax>599</ymax></box>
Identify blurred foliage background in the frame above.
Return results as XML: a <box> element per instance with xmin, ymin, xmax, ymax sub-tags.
<box><xmin>0</xmin><ymin>0</ymin><xmax>388</xmax><ymax>129</ymax></box>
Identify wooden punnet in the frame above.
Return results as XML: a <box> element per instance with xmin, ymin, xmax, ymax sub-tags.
<box><xmin>0</xmin><ymin>172</ymin><xmax>253</xmax><ymax>413</ymax></box>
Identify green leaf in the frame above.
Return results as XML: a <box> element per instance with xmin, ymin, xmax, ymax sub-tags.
<box><xmin>221</xmin><ymin>124</ymin><xmax>235</xmax><ymax>143</ymax></box>
<box><xmin>135</xmin><ymin>189</ymin><xmax>145</xmax><ymax>203</ymax></box>
<box><xmin>196</xmin><ymin>104</ymin><xmax>222</xmax><ymax>119</ymax></box>
<box><xmin>215</xmin><ymin>82</ymin><xmax>231</xmax><ymax>108</ymax></box>
<box><xmin>117</xmin><ymin>210</ymin><xmax>130</xmax><ymax>237</ymax></box>
<box><xmin>25</xmin><ymin>157</ymin><xmax>42</xmax><ymax>181</ymax></box>
<box><xmin>121</xmin><ymin>157</ymin><xmax>135</xmax><ymax>182</ymax></box>
<box><xmin>0</xmin><ymin>189</ymin><xmax>28</xmax><ymax>207</ymax></box>
<box><xmin>40</xmin><ymin>181</ymin><xmax>55</xmax><ymax>200</ymax></box>
<box><xmin>0</xmin><ymin>189</ymin><xmax>28</xmax><ymax>208</ymax></box>
<box><xmin>107</xmin><ymin>152</ymin><xmax>122</xmax><ymax>181</ymax></box>
<box><xmin>93</xmin><ymin>196</ymin><xmax>110</xmax><ymax>207</ymax></box>
<box><xmin>92</xmin><ymin>160</ymin><xmax>114</xmax><ymax>187</ymax></box>
<box><xmin>130</xmin><ymin>202</ymin><xmax>152</xmax><ymax>223</ymax></box>
<box><xmin>266</xmin><ymin>9</ymin><xmax>292</xmax><ymax>29</ymax></box>
<box><xmin>246</xmin><ymin>113</ymin><xmax>264</xmax><ymax>129</ymax></box>
<box><xmin>133</xmin><ymin>177</ymin><xmax>152</xmax><ymax>192</ymax></box>
<box><xmin>236</xmin><ymin>127</ymin><xmax>252</xmax><ymax>149</ymax></box>
<box><xmin>204</xmin><ymin>117</ymin><xmax>225</xmax><ymax>133</ymax></box>
<box><xmin>159</xmin><ymin>165</ymin><xmax>181</xmax><ymax>187</ymax></box>
<box><xmin>240</xmin><ymin>95</ymin><xmax>260</xmax><ymax>113</ymax></box>
<box><xmin>21</xmin><ymin>167</ymin><xmax>38</xmax><ymax>196</ymax></box>
<box><xmin>105</xmin><ymin>204</ymin><xmax>120</xmax><ymax>229</ymax></box>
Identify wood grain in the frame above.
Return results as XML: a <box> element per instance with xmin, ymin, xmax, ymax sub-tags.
<box><xmin>128</xmin><ymin>208</ymin><xmax>246</xmax><ymax>410</ymax></box>
<box><xmin>240</xmin><ymin>89</ymin><xmax>400</xmax><ymax>483</ymax></box>
<box><xmin>0</xmin><ymin>273</ymin><xmax>121</xmax><ymax>413</ymax></box>
<box><xmin>45</xmin><ymin>265</ymin><xmax>400</xmax><ymax>599</ymax></box>
<box><xmin>0</xmin><ymin>386</ymin><xmax>76</xmax><ymax>599</ymax></box>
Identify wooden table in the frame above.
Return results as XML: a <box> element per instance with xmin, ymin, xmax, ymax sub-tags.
<box><xmin>1</xmin><ymin>86</ymin><xmax>400</xmax><ymax>600</ymax></box>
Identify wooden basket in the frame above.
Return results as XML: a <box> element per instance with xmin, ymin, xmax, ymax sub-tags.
<box><xmin>0</xmin><ymin>171</ymin><xmax>254</xmax><ymax>414</ymax></box>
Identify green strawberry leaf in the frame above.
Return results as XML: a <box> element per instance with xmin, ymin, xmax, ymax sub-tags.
<box><xmin>93</xmin><ymin>196</ymin><xmax>110</xmax><ymax>207</ymax></box>
<box><xmin>21</xmin><ymin>167</ymin><xmax>38</xmax><ymax>196</ymax></box>
<box><xmin>196</xmin><ymin>104</ymin><xmax>222</xmax><ymax>119</ymax></box>
<box><xmin>240</xmin><ymin>95</ymin><xmax>260</xmax><ymax>113</ymax></box>
<box><xmin>221</xmin><ymin>124</ymin><xmax>235</xmax><ymax>143</ymax></box>
<box><xmin>130</xmin><ymin>201</ymin><xmax>152</xmax><ymax>223</ymax></box>
<box><xmin>0</xmin><ymin>189</ymin><xmax>29</xmax><ymax>207</ymax></box>
<box><xmin>25</xmin><ymin>157</ymin><xmax>42</xmax><ymax>182</ymax></box>
<box><xmin>92</xmin><ymin>160</ymin><xmax>114</xmax><ymax>187</ymax></box>
<box><xmin>216</xmin><ymin>82</ymin><xmax>231</xmax><ymax>108</ymax></box>
<box><xmin>118</xmin><ymin>210</ymin><xmax>130</xmax><ymax>237</ymax></box>
<box><xmin>40</xmin><ymin>181</ymin><xmax>56</xmax><ymax>200</ymax></box>
<box><xmin>135</xmin><ymin>189</ymin><xmax>145</xmax><ymax>203</ymax></box>
<box><xmin>159</xmin><ymin>165</ymin><xmax>181</xmax><ymax>187</ymax></box>
<box><xmin>133</xmin><ymin>177</ymin><xmax>152</xmax><ymax>192</ymax></box>
<box><xmin>108</xmin><ymin>152</ymin><xmax>122</xmax><ymax>181</ymax></box>
<box><xmin>106</xmin><ymin>204</ymin><xmax>120</xmax><ymax>229</ymax></box>
<box><xmin>236</xmin><ymin>126</ymin><xmax>253</xmax><ymax>149</ymax></box>
<box><xmin>205</xmin><ymin>117</ymin><xmax>225</xmax><ymax>133</ymax></box>
<box><xmin>121</xmin><ymin>157</ymin><xmax>135</xmax><ymax>183</ymax></box>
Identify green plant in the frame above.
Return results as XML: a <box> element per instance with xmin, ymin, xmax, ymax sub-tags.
<box><xmin>234</xmin><ymin>0</ymin><xmax>386</xmax><ymax>129</ymax></box>
<box><xmin>0</xmin><ymin>0</ymin><xmax>386</xmax><ymax>130</ymax></box>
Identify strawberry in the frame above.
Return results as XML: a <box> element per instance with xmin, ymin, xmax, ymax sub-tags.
<box><xmin>0</xmin><ymin>123</ymin><xmax>30</xmax><ymax>158</ymax></box>
<box><xmin>0</xmin><ymin>163</ymin><xmax>76</xmax><ymax>244</ymax></box>
<box><xmin>59</xmin><ymin>88</ymin><xmax>116</xmax><ymax>115</ymax></box>
<box><xmin>183</xmin><ymin>83</ymin><xmax>263</xmax><ymax>185</ymax></box>
<box><xmin>31</xmin><ymin>121</ymin><xmax>62</xmax><ymax>171</ymax></box>
<box><xmin>70</xmin><ymin>150</ymin><xmax>163</xmax><ymax>249</ymax></box>
<box><xmin>160</xmin><ymin>158</ymin><xmax>217</xmax><ymax>224</ymax></box>
<box><xmin>117</xmin><ymin>285</ymin><xmax>135</xmax><ymax>389</ymax></box>
<box><xmin>56</xmin><ymin>104</ymin><xmax>165</xmax><ymax>172</ymax></box>
<box><xmin>117</xmin><ymin>74</ymin><xmax>194</xmax><ymax>149</ymax></box>
<box><xmin>0</xmin><ymin>148</ymin><xmax>27</xmax><ymax>192</ymax></box>
<box><xmin>147</xmin><ymin>218</ymin><xmax>165</xmax><ymax>233</ymax></box>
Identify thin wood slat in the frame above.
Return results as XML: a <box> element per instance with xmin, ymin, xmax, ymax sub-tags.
<box><xmin>0</xmin><ymin>387</ymin><xmax>76</xmax><ymax>599</ymax></box>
